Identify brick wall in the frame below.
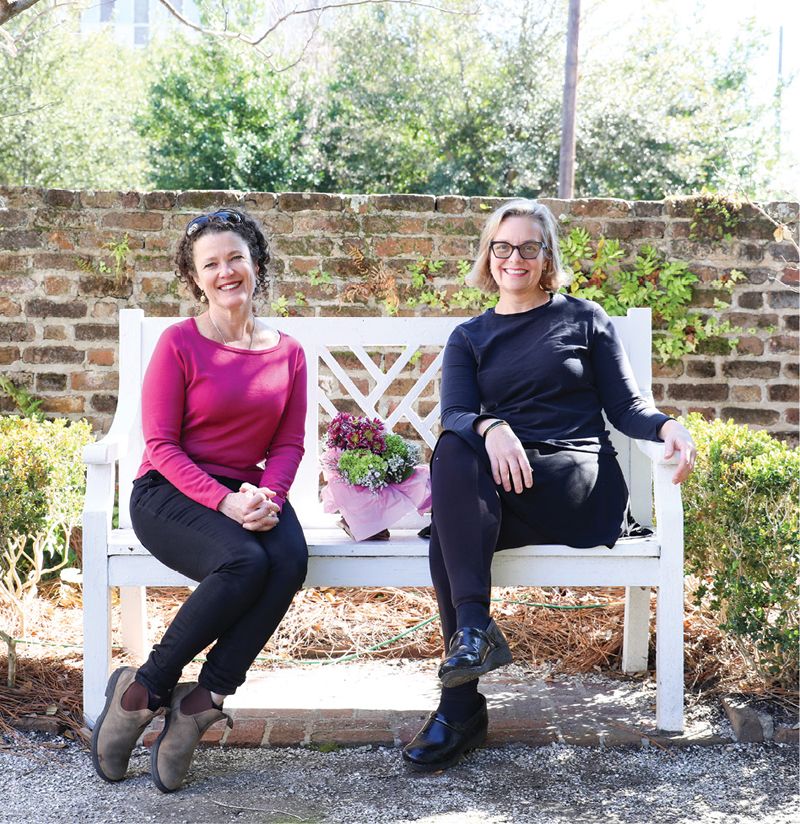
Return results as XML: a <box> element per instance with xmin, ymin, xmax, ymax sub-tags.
<box><xmin>0</xmin><ymin>187</ymin><xmax>797</xmax><ymax>440</ymax></box>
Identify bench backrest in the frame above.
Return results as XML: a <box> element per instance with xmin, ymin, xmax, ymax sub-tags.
<box><xmin>114</xmin><ymin>308</ymin><xmax>655</xmax><ymax>530</ymax></box>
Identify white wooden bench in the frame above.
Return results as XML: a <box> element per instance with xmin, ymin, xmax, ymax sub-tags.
<box><xmin>82</xmin><ymin>307</ymin><xmax>685</xmax><ymax>731</ymax></box>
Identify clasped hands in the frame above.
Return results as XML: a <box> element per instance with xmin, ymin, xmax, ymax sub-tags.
<box><xmin>218</xmin><ymin>482</ymin><xmax>280</xmax><ymax>531</ymax></box>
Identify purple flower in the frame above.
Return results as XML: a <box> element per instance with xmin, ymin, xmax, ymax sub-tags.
<box><xmin>326</xmin><ymin>412</ymin><xmax>387</xmax><ymax>454</ymax></box>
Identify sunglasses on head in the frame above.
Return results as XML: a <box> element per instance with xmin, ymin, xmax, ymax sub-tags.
<box><xmin>185</xmin><ymin>210</ymin><xmax>243</xmax><ymax>237</ymax></box>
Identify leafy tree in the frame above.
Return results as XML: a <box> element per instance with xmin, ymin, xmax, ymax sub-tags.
<box><xmin>0</xmin><ymin>6</ymin><xmax>149</xmax><ymax>188</ymax></box>
<box><xmin>137</xmin><ymin>38</ymin><xmax>318</xmax><ymax>191</ymax></box>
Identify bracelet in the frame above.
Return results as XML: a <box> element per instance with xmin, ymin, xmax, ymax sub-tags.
<box><xmin>482</xmin><ymin>419</ymin><xmax>509</xmax><ymax>438</ymax></box>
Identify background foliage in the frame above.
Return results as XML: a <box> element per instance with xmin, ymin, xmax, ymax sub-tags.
<box><xmin>0</xmin><ymin>0</ymin><xmax>782</xmax><ymax>198</ymax></box>
<box><xmin>682</xmin><ymin>414</ymin><xmax>799</xmax><ymax>689</ymax></box>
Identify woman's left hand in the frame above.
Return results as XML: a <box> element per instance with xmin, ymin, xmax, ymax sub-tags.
<box><xmin>657</xmin><ymin>420</ymin><xmax>696</xmax><ymax>485</ymax></box>
<box><xmin>239</xmin><ymin>482</ymin><xmax>281</xmax><ymax>531</ymax></box>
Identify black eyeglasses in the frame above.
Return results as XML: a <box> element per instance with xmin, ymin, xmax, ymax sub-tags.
<box><xmin>489</xmin><ymin>240</ymin><xmax>547</xmax><ymax>260</ymax></box>
<box><xmin>185</xmin><ymin>210</ymin><xmax>243</xmax><ymax>237</ymax></box>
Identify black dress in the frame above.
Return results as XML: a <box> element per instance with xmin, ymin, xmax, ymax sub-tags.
<box><xmin>437</xmin><ymin>293</ymin><xmax>671</xmax><ymax>549</ymax></box>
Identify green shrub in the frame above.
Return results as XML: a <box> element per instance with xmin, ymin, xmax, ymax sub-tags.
<box><xmin>682</xmin><ymin>414</ymin><xmax>799</xmax><ymax>687</ymax></box>
<box><xmin>0</xmin><ymin>416</ymin><xmax>93</xmax><ymax>632</ymax></box>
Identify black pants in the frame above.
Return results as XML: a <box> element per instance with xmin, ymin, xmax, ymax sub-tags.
<box><xmin>129</xmin><ymin>471</ymin><xmax>308</xmax><ymax>697</ymax></box>
<box><xmin>429</xmin><ymin>432</ymin><xmax>628</xmax><ymax>645</ymax></box>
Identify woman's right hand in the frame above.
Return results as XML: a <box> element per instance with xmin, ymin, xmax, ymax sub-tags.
<box><xmin>477</xmin><ymin>420</ymin><xmax>534</xmax><ymax>494</ymax></box>
<box><xmin>218</xmin><ymin>487</ymin><xmax>280</xmax><ymax>531</ymax></box>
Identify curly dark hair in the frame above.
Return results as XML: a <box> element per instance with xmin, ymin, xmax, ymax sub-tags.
<box><xmin>174</xmin><ymin>207</ymin><xmax>270</xmax><ymax>301</ymax></box>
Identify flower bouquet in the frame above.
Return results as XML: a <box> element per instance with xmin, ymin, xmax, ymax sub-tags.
<box><xmin>320</xmin><ymin>412</ymin><xmax>432</xmax><ymax>541</ymax></box>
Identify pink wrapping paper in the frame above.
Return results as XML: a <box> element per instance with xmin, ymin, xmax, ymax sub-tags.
<box><xmin>321</xmin><ymin>456</ymin><xmax>432</xmax><ymax>541</ymax></box>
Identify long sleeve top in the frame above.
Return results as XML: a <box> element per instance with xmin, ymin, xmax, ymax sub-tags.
<box><xmin>136</xmin><ymin>318</ymin><xmax>307</xmax><ymax>511</ymax></box>
<box><xmin>441</xmin><ymin>293</ymin><xmax>670</xmax><ymax>453</ymax></box>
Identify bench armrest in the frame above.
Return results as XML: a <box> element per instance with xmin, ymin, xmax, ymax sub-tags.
<box><xmin>83</xmin><ymin>430</ymin><xmax>128</xmax><ymax>465</ymax></box>
<box><xmin>633</xmin><ymin>439</ymin><xmax>680</xmax><ymax>466</ymax></box>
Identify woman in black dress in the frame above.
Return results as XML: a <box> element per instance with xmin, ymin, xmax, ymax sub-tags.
<box><xmin>402</xmin><ymin>199</ymin><xmax>695</xmax><ymax>772</ymax></box>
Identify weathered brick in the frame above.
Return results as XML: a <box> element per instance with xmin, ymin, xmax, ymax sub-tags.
<box><xmin>768</xmin><ymin>384</ymin><xmax>799</xmax><ymax>402</ymax></box>
<box><xmin>469</xmin><ymin>196</ymin><xmax>508</xmax><ymax>213</ymax></box>
<box><xmin>735</xmin><ymin>337</ymin><xmax>764</xmax><ymax>356</ymax></box>
<box><xmin>724</xmin><ymin>311</ymin><xmax>778</xmax><ymax>329</ymax></box>
<box><xmin>362</xmin><ymin>215</ymin><xmax>426</xmax><ymax>235</ymax></box>
<box><xmin>23</xmin><ymin>346</ymin><xmax>84</xmax><ymax>364</ymax></box>
<box><xmin>770</xmin><ymin>335</ymin><xmax>799</xmax><ymax>354</ymax></box>
<box><xmin>3</xmin><ymin>274</ymin><xmax>44</xmax><ymax>298</ymax></box>
<box><xmin>135</xmin><ymin>254</ymin><xmax>176</xmax><ymax>273</ymax></box>
<box><xmin>369</xmin><ymin>194</ymin><xmax>435</xmax><ymax>212</ymax></box>
<box><xmin>44</xmin><ymin>325</ymin><xmax>67</xmax><ymax>340</ymax></box>
<box><xmin>571</xmin><ymin>198</ymin><xmax>631</xmax><ymax>218</ymax></box>
<box><xmin>241</xmin><ymin>192</ymin><xmax>277</xmax><ymax>210</ymax></box>
<box><xmin>426</xmin><ymin>216</ymin><xmax>484</xmax><ymax>236</ymax></box>
<box><xmin>737</xmin><ymin>291</ymin><xmax>763</xmax><ymax>309</ymax></box>
<box><xmin>375</xmin><ymin>237</ymin><xmax>433</xmax><ymax>258</ymax></box>
<box><xmin>669</xmin><ymin>221</ymin><xmax>691</xmax><ymax>239</ymax></box>
<box><xmin>88</xmin><ymin>348</ymin><xmax>115</xmax><ymax>366</ymax></box>
<box><xmin>786</xmin><ymin>407</ymin><xmax>800</xmax><ymax>426</ymax></box>
<box><xmin>78</xmin><ymin>275</ymin><xmax>133</xmax><ymax>298</ymax></box>
<box><xmin>0</xmin><ymin>297</ymin><xmax>20</xmax><ymax>315</ymax></box>
<box><xmin>25</xmin><ymin>299</ymin><xmax>87</xmax><ymax>318</ymax></box>
<box><xmin>142</xmin><ymin>191</ymin><xmax>177</xmax><ymax>210</ymax></box>
<box><xmin>43</xmin><ymin>189</ymin><xmax>78</xmax><ymax>208</ymax></box>
<box><xmin>259</xmin><ymin>213</ymin><xmax>296</xmax><ymax>234</ymax></box>
<box><xmin>278</xmin><ymin>192</ymin><xmax>344</xmax><ymax>212</ymax></box>
<box><xmin>0</xmin><ymin>322</ymin><xmax>35</xmax><ymax>341</ymax></box>
<box><xmin>175</xmin><ymin>190</ymin><xmax>242</xmax><ymax>210</ymax></box>
<box><xmin>604</xmin><ymin>220</ymin><xmax>665</xmax><ymax>240</ymax></box>
<box><xmin>74</xmin><ymin>324</ymin><xmax>118</xmax><ymax>341</ymax></box>
<box><xmin>36</xmin><ymin>372</ymin><xmax>67</xmax><ymax>392</ymax></box>
<box><xmin>221</xmin><ymin>718</ymin><xmax>266</xmax><ymax>747</ymax></box>
<box><xmin>735</xmin><ymin>243</ymin><xmax>764</xmax><ymax>263</ymax></box>
<box><xmin>686</xmin><ymin>360</ymin><xmax>716</xmax><ymax>378</ymax></box>
<box><xmin>768</xmin><ymin>290</ymin><xmax>799</xmax><ymax>310</ymax></box>
<box><xmin>80</xmin><ymin>190</ymin><xmax>135</xmax><ymax>209</ymax></box>
<box><xmin>781</xmin><ymin>265</ymin><xmax>800</xmax><ymax>285</ymax></box>
<box><xmin>783</xmin><ymin>314</ymin><xmax>799</xmax><ymax>331</ymax></box>
<box><xmin>0</xmin><ymin>229</ymin><xmax>41</xmax><ymax>250</ymax></box>
<box><xmin>736</xmin><ymin>267</ymin><xmax>769</xmax><ymax>285</ymax></box>
<box><xmin>90</xmin><ymin>393</ymin><xmax>117</xmax><ymax>413</ymax></box>
<box><xmin>720</xmin><ymin>407</ymin><xmax>780</xmax><ymax>426</ymax></box>
<box><xmin>40</xmin><ymin>396</ymin><xmax>85</xmax><ymax>413</ymax></box>
<box><xmin>71</xmin><ymin>371</ymin><xmax>118</xmax><ymax>391</ymax></box>
<box><xmin>435</xmin><ymin>196</ymin><xmax>468</xmax><ymax>214</ymax></box>
<box><xmin>277</xmin><ymin>237</ymin><xmax>335</xmax><ymax>256</ymax></box>
<box><xmin>32</xmin><ymin>252</ymin><xmax>85</xmax><ymax>271</ymax></box>
<box><xmin>0</xmin><ymin>346</ymin><xmax>20</xmax><ymax>364</ymax></box>
<box><xmin>0</xmin><ymin>253</ymin><xmax>22</xmax><ymax>272</ymax></box>
<box><xmin>723</xmin><ymin>361</ymin><xmax>781</xmax><ymax>379</ymax></box>
<box><xmin>652</xmin><ymin>361</ymin><xmax>684</xmax><ymax>378</ymax></box>
<box><xmin>768</xmin><ymin>241</ymin><xmax>799</xmax><ymax>263</ymax></box>
<box><xmin>92</xmin><ymin>301</ymin><xmax>120</xmax><ymax>321</ymax></box>
<box><xmin>292</xmin><ymin>214</ymin><xmax>356</xmax><ymax>234</ymax></box>
<box><xmin>140</xmin><ymin>300</ymin><xmax>181</xmax><ymax>317</ymax></box>
<box><xmin>0</xmin><ymin>209</ymin><xmax>27</xmax><ymax>228</ymax></box>
<box><xmin>669</xmin><ymin>383</ymin><xmax>728</xmax><ymax>401</ymax></box>
<box><xmin>101</xmin><ymin>211</ymin><xmax>164</xmax><ymax>232</ymax></box>
<box><xmin>665</xmin><ymin>197</ymin><xmax>696</xmax><ymax>218</ymax></box>
<box><xmin>438</xmin><ymin>237</ymin><xmax>473</xmax><ymax>257</ymax></box>
<box><xmin>730</xmin><ymin>384</ymin><xmax>762</xmax><ymax>402</ymax></box>
<box><xmin>632</xmin><ymin>201</ymin><xmax>665</xmax><ymax>217</ymax></box>
<box><xmin>44</xmin><ymin>276</ymin><xmax>75</xmax><ymax>295</ymax></box>
<box><xmin>266</xmin><ymin>719</ymin><xmax>308</xmax><ymax>747</ymax></box>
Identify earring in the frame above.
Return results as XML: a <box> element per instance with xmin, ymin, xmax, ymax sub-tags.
<box><xmin>200</xmin><ymin>291</ymin><xmax>207</xmax><ymax>303</ymax></box>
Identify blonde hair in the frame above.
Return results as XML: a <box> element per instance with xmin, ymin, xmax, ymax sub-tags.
<box><xmin>467</xmin><ymin>199</ymin><xmax>571</xmax><ymax>293</ymax></box>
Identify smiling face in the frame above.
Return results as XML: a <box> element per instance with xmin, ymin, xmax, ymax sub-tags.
<box><xmin>191</xmin><ymin>230</ymin><xmax>257</xmax><ymax>314</ymax></box>
<box><xmin>489</xmin><ymin>215</ymin><xmax>549</xmax><ymax>303</ymax></box>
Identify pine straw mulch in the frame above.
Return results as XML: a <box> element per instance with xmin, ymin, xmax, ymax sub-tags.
<box><xmin>1</xmin><ymin>580</ymin><xmax>797</xmax><ymax>750</ymax></box>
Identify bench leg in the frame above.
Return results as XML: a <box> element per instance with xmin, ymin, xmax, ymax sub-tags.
<box><xmin>621</xmin><ymin>586</ymin><xmax>650</xmax><ymax>673</ymax></box>
<box><xmin>655</xmin><ymin>578</ymin><xmax>684</xmax><ymax>732</ymax></box>
<box><xmin>82</xmin><ymin>539</ymin><xmax>111</xmax><ymax>727</ymax></box>
<box><xmin>120</xmin><ymin>586</ymin><xmax>148</xmax><ymax>664</ymax></box>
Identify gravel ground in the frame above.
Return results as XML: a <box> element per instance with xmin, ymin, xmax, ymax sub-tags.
<box><xmin>3</xmin><ymin>736</ymin><xmax>797</xmax><ymax>823</ymax></box>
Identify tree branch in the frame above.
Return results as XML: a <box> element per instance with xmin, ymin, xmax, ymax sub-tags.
<box><xmin>156</xmin><ymin>0</ymin><xmax>476</xmax><ymax>52</ymax></box>
<box><xmin>0</xmin><ymin>0</ymin><xmax>43</xmax><ymax>27</ymax></box>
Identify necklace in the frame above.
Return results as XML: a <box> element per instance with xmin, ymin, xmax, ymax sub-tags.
<box><xmin>208</xmin><ymin>313</ymin><xmax>255</xmax><ymax>350</ymax></box>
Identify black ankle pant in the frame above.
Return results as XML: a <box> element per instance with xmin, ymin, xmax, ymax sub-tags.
<box><xmin>429</xmin><ymin>432</ymin><xmax>628</xmax><ymax>645</ymax></box>
<box><xmin>130</xmin><ymin>471</ymin><xmax>308</xmax><ymax>697</ymax></box>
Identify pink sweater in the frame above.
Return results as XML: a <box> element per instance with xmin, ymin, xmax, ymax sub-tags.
<box><xmin>137</xmin><ymin>318</ymin><xmax>307</xmax><ymax>511</ymax></box>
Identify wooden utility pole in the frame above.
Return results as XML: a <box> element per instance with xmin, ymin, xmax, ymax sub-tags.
<box><xmin>558</xmin><ymin>0</ymin><xmax>581</xmax><ymax>198</ymax></box>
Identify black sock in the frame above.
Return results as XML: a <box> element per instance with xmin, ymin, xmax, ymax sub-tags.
<box><xmin>456</xmin><ymin>601</ymin><xmax>490</xmax><ymax>631</ymax></box>
<box><xmin>437</xmin><ymin>682</ymin><xmax>484</xmax><ymax>723</ymax></box>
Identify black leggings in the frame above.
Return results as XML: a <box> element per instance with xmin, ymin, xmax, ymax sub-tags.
<box><xmin>429</xmin><ymin>432</ymin><xmax>629</xmax><ymax>646</ymax></box>
<box><xmin>129</xmin><ymin>471</ymin><xmax>308</xmax><ymax>697</ymax></box>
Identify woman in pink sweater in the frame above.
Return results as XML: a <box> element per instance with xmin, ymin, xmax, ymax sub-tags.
<box><xmin>91</xmin><ymin>209</ymin><xmax>308</xmax><ymax>792</ymax></box>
